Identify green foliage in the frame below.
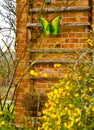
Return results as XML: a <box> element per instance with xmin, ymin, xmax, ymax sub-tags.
<box><xmin>0</xmin><ymin>104</ymin><xmax>15</xmax><ymax>129</ymax></box>
<box><xmin>39</xmin><ymin>62</ymin><xmax>94</xmax><ymax>130</ymax></box>
<box><xmin>3</xmin><ymin>104</ymin><xmax>14</xmax><ymax>121</ymax></box>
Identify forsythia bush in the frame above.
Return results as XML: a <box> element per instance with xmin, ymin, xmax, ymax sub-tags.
<box><xmin>39</xmin><ymin>62</ymin><xmax>94</xmax><ymax>130</ymax></box>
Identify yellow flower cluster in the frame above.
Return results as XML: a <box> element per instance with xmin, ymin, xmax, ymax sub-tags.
<box><xmin>38</xmin><ymin>70</ymin><xmax>94</xmax><ymax>130</ymax></box>
<box><xmin>54</xmin><ymin>63</ymin><xmax>61</xmax><ymax>68</ymax></box>
<box><xmin>30</xmin><ymin>63</ymin><xmax>63</xmax><ymax>78</ymax></box>
<box><xmin>30</xmin><ymin>69</ymin><xmax>49</xmax><ymax>77</ymax></box>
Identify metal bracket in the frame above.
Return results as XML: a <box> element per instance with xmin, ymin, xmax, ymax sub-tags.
<box><xmin>29</xmin><ymin>0</ymin><xmax>33</xmax><ymax>5</ymax></box>
<box><xmin>45</xmin><ymin>0</ymin><xmax>51</xmax><ymax>4</ymax></box>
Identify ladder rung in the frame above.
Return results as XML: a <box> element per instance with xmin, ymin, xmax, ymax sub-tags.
<box><xmin>29</xmin><ymin>6</ymin><xmax>91</xmax><ymax>13</ymax></box>
<box><xmin>27</xmin><ymin>22</ymin><xmax>90</xmax><ymax>28</ymax></box>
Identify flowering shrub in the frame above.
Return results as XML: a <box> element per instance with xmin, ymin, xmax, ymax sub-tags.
<box><xmin>39</xmin><ymin>62</ymin><xmax>94</xmax><ymax>130</ymax></box>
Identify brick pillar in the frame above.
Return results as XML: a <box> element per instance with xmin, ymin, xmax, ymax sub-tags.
<box><xmin>15</xmin><ymin>0</ymin><xmax>29</xmax><ymax>127</ymax></box>
<box><xmin>92</xmin><ymin>0</ymin><xmax>94</xmax><ymax>26</ymax></box>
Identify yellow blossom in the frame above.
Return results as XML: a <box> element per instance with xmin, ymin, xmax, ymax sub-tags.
<box><xmin>86</xmin><ymin>39</ymin><xmax>93</xmax><ymax>47</ymax></box>
<box><xmin>91</xmin><ymin>106</ymin><xmax>94</xmax><ymax>111</ymax></box>
<box><xmin>0</xmin><ymin>121</ymin><xmax>5</xmax><ymax>127</ymax></box>
<box><xmin>78</xmin><ymin>122</ymin><xmax>83</xmax><ymax>127</ymax></box>
<box><xmin>30</xmin><ymin>70</ymin><xmax>38</xmax><ymax>76</ymax></box>
<box><xmin>34</xmin><ymin>72</ymin><xmax>38</xmax><ymax>77</ymax></box>
<box><xmin>30</xmin><ymin>70</ymin><xmax>35</xmax><ymax>75</ymax></box>
<box><xmin>64</xmin><ymin>107</ymin><xmax>68</xmax><ymax>112</ymax></box>
<box><xmin>89</xmin><ymin>87</ymin><xmax>93</xmax><ymax>92</ymax></box>
<box><xmin>75</xmin><ymin>117</ymin><xmax>80</xmax><ymax>123</ymax></box>
<box><xmin>43</xmin><ymin>73</ymin><xmax>48</xmax><ymax>77</ymax></box>
<box><xmin>75</xmin><ymin>93</ymin><xmax>79</xmax><ymax>97</ymax></box>
<box><xmin>0</xmin><ymin>111</ymin><xmax>3</xmax><ymax>115</ymax></box>
<box><xmin>54</xmin><ymin>63</ymin><xmax>61</xmax><ymax>68</ymax></box>
<box><xmin>69</xmin><ymin>104</ymin><xmax>74</xmax><ymax>108</ymax></box>
<box><xmin>64</xmin><ymin>122</ymin><xmax>67</xmax><ymax>128</ymax></box>
<box><xmin>64</xmin><ymin>121</ymin><xmax>74</xmax><ymax>129</ymax></box>
<box><xmin>57</xmin><ymin>119</ymin><xmax>61</xmax><ymax>125</ymax></box>
<box><xmin>54</xmin><ymin>89</ymin><xmax>59</xmax><ymax>95</ymax></box>
<box><xmin>74</xmin><ymin>108</ymin><xmax>81</xmax><ymax>115</ymax></box>
<box><xmin>1</xmin><ymin>121</ymin><xmax>5</xmax><ymax>125</ymax></box>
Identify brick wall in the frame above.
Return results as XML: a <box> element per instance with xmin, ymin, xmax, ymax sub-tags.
<box><xmin>28</xmin><ymin>0</ymin><xmax>90</xmax><ymax>93</ymax></box>
<box><xmin>16</xmin><ymin>0</ymin><xmax>94</xmax><ymax>126</ymax></box>
<box><xmin>15</xmin><ymin>0</ymin><xmax>30</xmax><ymax>126</ymax></box>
